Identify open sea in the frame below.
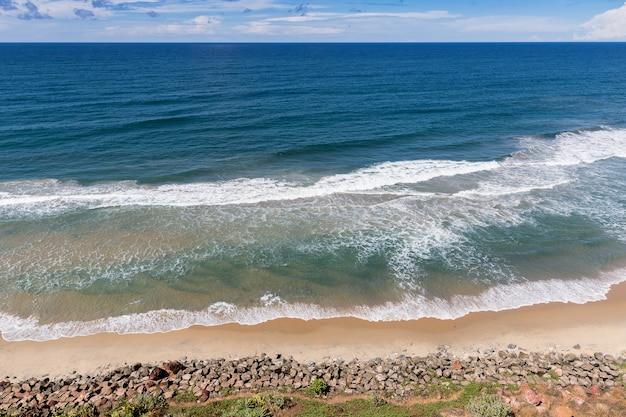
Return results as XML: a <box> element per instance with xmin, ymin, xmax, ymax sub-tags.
<box><xmin>1</xmin><ymin>43</ymin><xmax>626</xmax><ymax>341</ymax></box>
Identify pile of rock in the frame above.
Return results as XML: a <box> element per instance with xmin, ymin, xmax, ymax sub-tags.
<box><xmin>1</xmin><ymin>349</ymin><xmax>624</xmax><ymax>413</ymax></box>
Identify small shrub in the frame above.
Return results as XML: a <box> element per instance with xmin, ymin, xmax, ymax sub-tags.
<box><xmin>466</xmin><ymin>393</ymin><xmax>513</xmax><ymax>417</ymax></box>
<box><xmin>306</xmin><ymin>379</ymin><xmax>329</xmax><ymax>396</ymax></box>
<box><xmin>111</xmin><ymin>395</ymin><xmax>168</xmax><ymax>417</ymax></box>
<box><xmin>260</xmin><ymin>393</ymin><xmax>288</xmax><ymax>413</ymax></box>
<box><xmin>371</xmin><ymin>393</ymin><xmax>387</xmax><ymax>407</ymax></box>
<box><xmin>222</xmin><ymin>398</ymin><xmax>270</xmax><ymax>417</ymax></box>
<box><xmin>110</xmin><ymin>403</ymin><xmax>138</xmax><ymax>417</ymax></box>
<box><xmin>52</xmin><ymin>405</ymin><xmax>98</xmax><ymax>417</ymax></box>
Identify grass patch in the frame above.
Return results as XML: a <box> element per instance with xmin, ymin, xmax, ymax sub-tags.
<box><xmin>173</xmin><ymin>390</ymin><xmax>198</xmax><ymax>403</ymax></box>
<box><xmin>169</xmin><ymin>398</ymin><xmax>238</xmax><ymax>417</ymax></box>
<box><xmin>296</xmin><ymin>398</ymin><xmax>413</xmax><ymax>417</ymax></box>
<box><xmin>110</xmin><ymin>394</ymin><xmax>168</xmax><ymax>417</ymax></box>
<box><xmin>414</xmin><ymin>378</ymin><xmax>460</xmax><ymax>399</ymax></box>
<box><xmin>305</xmin><ymin>379</ymin><xmax>329</xmax><ymax>397</ymax></box>
<box><xmin>11</xmin><ymin>379</ymin><xmax>623</xmax><ymax>417</ymax></box>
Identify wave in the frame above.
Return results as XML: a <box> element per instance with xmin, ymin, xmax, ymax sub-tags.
<box><xmin>514</xmin><ymin>127</ymin><xmax>626</xmax><ymax>166</ymax></box>
<box><xmin>1</xmin><ymin>268</ymin><xmax>624</xmax><ymax>342</ymax></box>
<box><xmin>0</xmin><ymin>160</ymin><xmax>497</xmax><ymax>215</ymax></box>
<box><xmin>1</xmin><ymin>127</ymin><xmax>625</xmax><ymax>220</ymax></box>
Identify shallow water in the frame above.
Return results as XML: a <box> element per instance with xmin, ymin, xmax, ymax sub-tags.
<box><xmin>1</xmin><ymin>43</ymin><xmax>625</xmax><ymax>340</ymax></box>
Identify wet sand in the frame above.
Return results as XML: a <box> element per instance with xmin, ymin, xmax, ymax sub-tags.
<box><xmin>1</xmin><ymin>282</ymin><xmax>625</xmax><ymax>380</ymax></box>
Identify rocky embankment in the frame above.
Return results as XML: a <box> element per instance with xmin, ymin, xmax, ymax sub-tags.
<box><xmin>2</xmin><ymin>347</ymin><xmax>625</xmax><ymax>414</ymax></box>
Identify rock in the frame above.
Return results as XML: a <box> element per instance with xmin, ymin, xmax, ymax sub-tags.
<box><xmin>0</xmin><ymin>350</ymin><xmax>624</xmax><ymax>412</ymax></box>
<box><xmin>163</xmin><ymin>360</ymin><xmax>185</xmax><ymax>375</ymax></box>
<box><xmin>198</xmin><ymin>389</ymin><xmax>210</xmax><ymax>402</ymax></box>
<box><xmin>149</xmin><ymin>367</ymin><xmax>169</xmax><ymax>381</ymax></box>
<box><xmin>564</xmin><ymin>353</ymin><xmax>577</xmax><ymax>362</ymax></box>
<box><xmin>520</xmin><ymin>384</ymin><xmax>542</xmax><ymax>406</ymax></box>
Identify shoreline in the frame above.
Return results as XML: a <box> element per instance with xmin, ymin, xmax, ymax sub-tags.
<box><xmin>2</xmin><ymin>281</ymin><xmax>626</xmax><ymax>380</ymax></box>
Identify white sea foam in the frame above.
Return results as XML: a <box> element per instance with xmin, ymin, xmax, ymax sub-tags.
<box><xmin>1</xmin><ymin>269</ymin><xmax>624</xmax><ymax>342</ymax></box>
<box><xmin>0</xmin><ymin>160</ymin><xmax>497</xmax><ymax>217</ymax></box>
<box><xmin>1</xmin><ymin>128</ymin><xmax>624</xmax><ymax>219</ymax></box>
<box><xmin>512</xmin><ymin>127</ymin><xmax>626</xmax><ymax>167</ymax></box>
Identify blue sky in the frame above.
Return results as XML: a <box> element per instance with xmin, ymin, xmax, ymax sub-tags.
<box><xmin>1</xmin><ymin>0</ymin><xmax>626</xmax><ymax>42</ymax></box>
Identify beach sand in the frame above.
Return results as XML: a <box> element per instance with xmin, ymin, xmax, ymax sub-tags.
<box><xmin>1</xmin><ymin>282</ymin><xmax>625</xmax><ymax>380</ymax></box>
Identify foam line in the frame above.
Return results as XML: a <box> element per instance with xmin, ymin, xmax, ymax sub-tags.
<box><xmin>1</xmin><ymin>270</ymin><xmax>624</xmax><ymax>342</ymax></box>
<box><xmin>1</xmin><ymin>128</ymin><xmax>625</xmax><ymax>219</ymax></box>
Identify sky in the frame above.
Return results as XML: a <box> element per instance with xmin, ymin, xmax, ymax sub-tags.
<box><xmin>1</xmin><ymin>0</ymin><xmax>626</xmax><ymax>42</ymax></box>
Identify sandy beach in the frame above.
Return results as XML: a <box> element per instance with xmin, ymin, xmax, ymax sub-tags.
<box><xmin>1</xmin><ymin>281</ymin><xmax>625</xmax><ymax>381</ymax></box>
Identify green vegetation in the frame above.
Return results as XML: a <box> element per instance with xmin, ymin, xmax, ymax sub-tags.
<box><xmin>5</xmin><ymin>379</ymin><xmax>626</xmax><ymax>417</ymax></box>
<box><xmin>305</xmin><ymin>378</ymin><xmax>329</xmax><ymax>396</ymax></box>
<box><xmin>291</xmin><ymin>398</ymin><xmax>413</xmax><ymax>417</ymax></box>
<box><xmin>110</xmin><ymin>395</ymin><xmax>168</xmax><ymax>417</ymax></box>
<box><xmin>414</xmin><ymin>378</ymin><xmax>461</xmax><ymax>398</ymax></box>
<box><xmin>221</xmin><ymin>397</ymin><xmax>270</xmax><ymax>417</ymax></box>
<box><xmin>174</xmin><ymin>390</ymin><xmax>199</xmax><ymax>403</ymax></box>
<box><xmin>52</xmin><ymin>405</ymin><xmax>99</xmax><ymax>417</ymax></box>
<box><xmin>169</xmin><ymin>398</ymin><xmax>237</xmax><ymax>417</ymax></box>
<box><xmin>409</xmin><ymin>382</ymin><xmax>487</xmax><ymax>417</ymax></box>
<box><xmin>218</xmin><ymin>393</ymin><xmax>288</xmax><ymax>417</ymax></box>
<box><xmin>543</xmin><ymin>369</ymin><xmax>559</xmax><ymax>381</ymax></box>
<box><xmin>466</xmin><ymin>393</ymin><xmax>513</xmax><ymax>417</ymax></box>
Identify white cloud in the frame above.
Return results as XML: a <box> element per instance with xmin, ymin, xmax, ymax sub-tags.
<box><xmin>105</xmin><ymin>14</ymin><xmax>221</xmax><ymax>37</ymax></box>
<box><xmin>37</xmin><ymin>0</ymin><xmax>101</xmax><ymax>20</ymax></box>
<box><xmin>578</xmin><ymin>2</ymin><xmax>626</xmax><ymax>40</ymax></box>
<box><xmin>154</xmin><ymin>15</ymin><xmax>219</xmax><ymax>34</ymax></box>
<box><xmin>190</xmin><ymin>15</ymin><xmax>218</xmax><ymax>26</ymax></box>
<box><xmin>234</xmin><ymin>20</ymin><xmax>342</xmax><ymax>36</ymax></box>
<box><xmin>351</xmin><ymin>11</ymin><xmax>460</xmax><ymax>20</ymax></box>
<box><xmin>237</xmin><ymin>9</ymin><xmax>459</xmax><ymax>38</ymax></box>
<box><xmin>266</xmin><ymin>10</ymin><xmax>459</xmax><ymax>23</ymax></box>
<box><xmin>265</xmin><ymin>13</ymin><xmax>332</xmax><ymax>23</ymax></box>
<box><xmin>450</xmin><ymin>15</ymin><xmax>572</xmax><ymax>34</ymax></box>
<box><xmin>234</xmin><ymin>21</ymin><xmax>274</xmax><ymax>34</ymax></box>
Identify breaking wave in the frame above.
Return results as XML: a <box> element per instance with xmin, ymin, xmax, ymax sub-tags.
<box><xmin>1</xmin><ymin>269</ymin><xmax>624</xmax><ymax>342</ymax></box>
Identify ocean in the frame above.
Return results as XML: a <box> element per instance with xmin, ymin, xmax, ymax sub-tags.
<box><xmin>1</xmin><ymin>43</ymin><xmax>625</xmax><ymax>341</ymax></box>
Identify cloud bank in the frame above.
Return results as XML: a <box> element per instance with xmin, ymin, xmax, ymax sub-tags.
<box><xmin>578</xmin><ymin>2</ymin><xmax>626</xmax><ymax>40</ymax></box>
<box><xmin>1</xmin><ymin>0</ymin><xmax>626</xmax><ymax>42</ymax></box>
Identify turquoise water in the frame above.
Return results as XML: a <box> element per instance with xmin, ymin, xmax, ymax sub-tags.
<box><xmin>1</xmin><ymin>43</ymin><xmax>625</xmax><ymax>340</ymax></box>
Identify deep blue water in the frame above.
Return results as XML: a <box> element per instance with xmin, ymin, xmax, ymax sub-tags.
<box><xmin>0</xmin><ymin>43</ymin><xmax>625</xmax><ymax>340</ymax></box>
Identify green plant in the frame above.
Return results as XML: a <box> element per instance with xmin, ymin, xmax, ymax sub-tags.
<box><xmin>111</xmin><ymin>403</ymin><xmax>138</xmax><ymax>417</ymax></box>
<box><xmin>413</xmin><ymin>401</ymin><xmax>449</xmax><ymax>417</ymax></box>
<box><xmin>545</xmin><ymin>369</ymin><xmax>559</xmax><ymax>380</ymax></box>
<box><xmin>220</xmin><ymin>386</ymin><xmax>235</xmax><ymax>397</ymax></box>
<box><xmin>466</xmin><ymin>394</ymin><xmax>513</xmax><ymax>417</ymax></box>
<box><xmin>52</xmin><ymin>405</ymin><xmax>98</xmax><ymax>417</ymax></box>
<box><xmin>306</xmin><ymin>379</ymin><xmax>329</xmax><ymax>396</ymax></box>
<box><xmin>110</xmin><ymin>394</ymin><xmax>167</xmax><ymax>417</ymax></box>
<box><xmin>222</xmin><ymin>398</ymin><xmax>270</xmax><ymax>417</ymax></box>
<box><xmin>261</xmin><ymin>393</ymin><xmax>288</xmax><ymax>413</ymax></box>
<box><xmin>505</xmin><ymin>383</ymin><xmax>520</xmax><ymax>393</ymax></box>
<box><xmin>459</xmin><ymin>381</ymin><xmax>498</xmax><ymax>401</ymax></box>
<box><xmin>416</xmin><ymin>378</ymin><xmax>460</xmax><ymax>399</ymax></box>
<box><xmin>371</xmin><ymin>393</ymin><xmax>387</xmax><ymax>407</ymax></box>
<box><xmin>173</xmin><ymin>389</ymin><xmax>198</xmax><ymax>403</ymax></box>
